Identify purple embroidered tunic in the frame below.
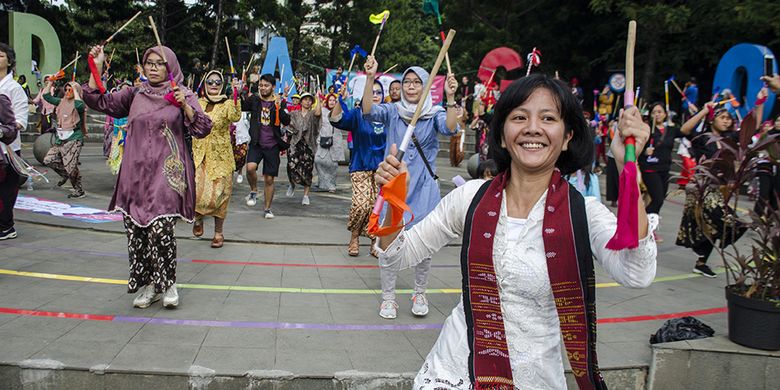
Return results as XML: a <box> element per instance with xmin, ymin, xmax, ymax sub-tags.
<box><xmin>81</xmin><ymin>84</ymin><xmax>212</xmax><ymax>226</ymax></box>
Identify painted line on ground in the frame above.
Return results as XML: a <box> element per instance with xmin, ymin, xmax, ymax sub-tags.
<box><xmin>0</xmin><ymin>306</ymin><xmax>728</xmax><ymax>331</ymax></box>
<box><xmin>0</xmin><ymin>267</ymin><xmax>725</xmax><ymax>294</ymax></box>
<box><xmin>0</xmin><ymin>242</ymin><xmax>458</xmax><ymax>269</ymax></box>
<box><xmin>598</xmin><ymin>307</ymin><xmax>729</xmax><ymax>323</ymax></box>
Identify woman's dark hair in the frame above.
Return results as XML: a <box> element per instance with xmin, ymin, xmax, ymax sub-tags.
<box><xmin>477</xmin><ymin>159</ymin><xmax>498</xmax><ymax>179</ymax></box>
<box><xmin>487</xmin><ymin>73</ymin><xmax>593</xmax><ymax>175</ymax></box>
<box><xmin>564</xmin><ymin>164</ymin><xmax>594</xmax><ymax>189</ymax></box>
<box><xmin>259</xmin><ymin>73</ymin><xmax>276</xmax><ymax>86</ymax></box>
<box><xmin>0</xmin><ymin>43</ymin><xmax>16</xmax><ymax>71</ymax></box>
<box><xmin>649</xmin><ymin>101</ymin><xmax>666</xmax><ymax>114</ymax></box>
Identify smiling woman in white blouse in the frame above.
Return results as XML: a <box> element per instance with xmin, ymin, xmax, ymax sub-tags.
<box><xmin>375</xmin><ymin>74</ymin><xmax>657</xmax><ymax>390</ymax></box>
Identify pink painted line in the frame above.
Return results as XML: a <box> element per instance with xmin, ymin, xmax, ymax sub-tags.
<box><xmin>0</xmin><ymin>306</ymin><xmax>729</xmax><ymax>331</ymax></box>
<box><xmin>597</xmin><ymin>307</ymin><xmax>728</xmax><ymax>324</ymax></box>
<box><xmin>0</xmin><ymin>307</ymin><xmax>114</xmax><ymax>321</ymax></box>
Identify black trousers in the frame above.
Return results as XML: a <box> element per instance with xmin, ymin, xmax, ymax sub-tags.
<box><xmin>606</xmin><ymin>157</ymin><xmax>619</xmax><ymax>202</ymax></box>
<box><xmin>643</xmin><ymin>170</ymin><xmax>670</xmax><ymax>214</ymax></box>
<box><xmin>0</xmin><ymin>162</ymin><xmax>20</xmax><ymax>231</ymax></box>
<box><xmin>755</xmin><ymin>167</ymin><xmax>780</xmax><ymax>217</ymax></box>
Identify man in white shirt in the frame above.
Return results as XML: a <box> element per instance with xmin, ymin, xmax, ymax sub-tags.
<box><xmin>0</xmin><ymin>43</ymin><xmax>29</xmax><ymax>240</ymax></box>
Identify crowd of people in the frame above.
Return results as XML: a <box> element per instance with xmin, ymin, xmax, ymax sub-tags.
<box><xmin>0</xmin><ymin>34</ymin><xmax>779</xmax><ymax>388</ymax></box>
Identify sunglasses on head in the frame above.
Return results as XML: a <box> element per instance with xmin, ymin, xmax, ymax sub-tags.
<box><xmin>206</xmin><ymin>79</ymin><xmax>223</xmax><ymax>86</ymax></box>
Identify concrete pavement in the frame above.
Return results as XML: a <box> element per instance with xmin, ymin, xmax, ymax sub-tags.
<box><xmin>0</xmin><ymin>143</ymin><xmax>749</xmax><ymax>389</ymax></box>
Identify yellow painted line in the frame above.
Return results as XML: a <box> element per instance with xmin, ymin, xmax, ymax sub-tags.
<box><xmin>0</xmin><ymin>267</ymin><xmax>725</xmax><ymax>294</ymax></box>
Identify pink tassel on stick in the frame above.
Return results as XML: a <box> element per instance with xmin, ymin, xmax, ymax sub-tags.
<box><xmin>606</xmin><ymin>20</ymin><xmax>639</xmax><ymax>250</ymax></box>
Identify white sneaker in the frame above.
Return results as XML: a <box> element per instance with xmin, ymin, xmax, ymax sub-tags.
<box><xmin>245</xmin><ymin>192</ymin><xmax>258</xmax><ymax>207</ymax></box>
<box><xmin>302</xmin><ymin>195</ymin><xmax>310</xmax><ymax>205</ymax></box>
<box><xmin>286</xmin><ymin>184</ymin><xmax>295</xmax><ymax>197</ymax></box>
<box><xmin>264</xmin><ymin>209</ymin><xmax>275</xmax><ymax>219</ymax></box>
<box><xmin>411</xmin><ymin>293</ymin><xmax>429</xmax><ymax>316</ymax></box>
<box><xmin>133</xmin><ymin>285</ymin><xmax>161</xmax><ymax>308</ymax></box>
<box><xmin>236</xmin><ymin>174</ymin><xmax>243</xmax><ymax>184</ymax></box>
<box><xmin>163</xmin><ymin>284</ymin><xmax>179</xmax><ymax>308</ymax></box>
<box><xmin>379</xmin><ymin>300</ymin><xmax>398</xmax><ymax>319</ymax></box>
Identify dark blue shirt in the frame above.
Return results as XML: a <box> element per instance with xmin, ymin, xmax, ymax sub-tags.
<box><xmin>330</xmin><ymin>99</ymin><xmax>386</xmax><ymax>172</ymax></box>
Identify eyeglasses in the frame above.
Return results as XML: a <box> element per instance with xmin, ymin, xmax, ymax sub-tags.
<box><xmin>144</xmin><ymin>61</ymin><xmax>166</xmax><ymax>69</ymax></box>
<box><xmin>206</xmin><ymin>80</ymin><xmax>223</xmax><ymax>86</ymax></box>
<box><xmin>402</xmin><ymin>79</ymin><xmax>423</xmax><ymax>86</ymax></box>
<box><xmin>372</xmin><ymin>90</ymin><xmax>383</xmax><ymax>96</ymax></box>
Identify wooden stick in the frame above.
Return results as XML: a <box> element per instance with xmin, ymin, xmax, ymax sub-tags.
<box><xmin>224</xmin><ymin>36</ymin><xmax>235</xmax><ymax>75</ymax></box>
<box><xmin>195</xmin><ymin>72</ymin><xmax>208</xmax><ymax>93</ymax></box>
<box><xmin>103</xmin><ymin>48</ymin><xmax>116</xmax><ymax>77</ymax></box>
<box><xmin>669</xmin><ymin>79</ymin><xmax>688</xmax><ymax>101</ymax></box>
<box><xmin>372</xmin><ymin>29</ymin><xmax>456</xmax><ymax>216</ymax></box>
<box><xmin>243</xmin><ymin>53</ymin><xmax>256</xmax><ymax>75</ymax></box>
<box><xmin>148</xmin><ymin>16</ymin><xmax>176</xmax><ymax>87</ymax></box>
<box><xmin>370</xmin><ymin>31</ymin><xmax>383</xmax><ymax>57</ymax></box>
<box><xmin>481</xmin><ymin>69</ymin><xmax>497</xmax><ymax>99</ymax></box>
<box><xmin>410</xmin><ymin>30</ymin><xmax>456</xmax><ymax>126</ymax></box>
<box><xmin>625</xmin><ymin>21</ymin><xmax>636</xmax><ymax>107</ymax></box>
<box><xmin>370</xmin><ymin>16</ymin><xmax>389</xmax><ymax>57</ymax></box>
<box><xmin>135</xmin><ymin>48</ymin><xmax>141</xmax><ymax>65</ymax></box>
<box><xmin>381</xmin><ymin>64</ymin><xmax>398</xmax><ymax>74</ymax></box>
<box><xmin>397</xmin><ymin>29</ymin><xmax>456</xmax><ymax>158</ymax></box>
<box><xmin>344</xmin><ymin>53</ymin><xmax>357</xmax><ymax>93</ymax></box>
<box><xmin>612</xmin><ymin>95</ymin><xmax>621</xmax><ymax>118</ymax></box>
<box><xmin>60</xmin><ymin>54</ymin><xmax>81</xmax><ymax>72</ymax></box>
<box><xmin>103</xmin><ymin>11</ymin><xmax>142</xmax><ymax>45</ymax></box>
<box><xmin>107</xmin><ymin>48</ymin><xmax>116</xmax><ymax>66</ymax></box>
<box><xmin>72</xmin><ymin>51</ymin><xmax>79</xmax><ymax>81</ymax></box>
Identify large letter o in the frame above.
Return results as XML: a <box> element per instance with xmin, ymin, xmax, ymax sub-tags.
<box><xmin>713</xmin><ymin>43</ymin><xmax>776</xmax><ymax>121</ymax></box>
<box><xmin>478</xmin><ymin>47</ymin><xmax>523</xmax><ymax>92</ymax></box>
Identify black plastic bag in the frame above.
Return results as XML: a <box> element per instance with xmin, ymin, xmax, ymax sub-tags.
<box><xmin>649</xmin><ymin>316</ymin><xmax>715</xmax><ymax>344</ymax></box>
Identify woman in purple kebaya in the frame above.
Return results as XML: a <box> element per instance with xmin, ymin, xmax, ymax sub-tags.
<box><xmin>82</xmin><ymin>44</ymin><xmax>212</xmax><ymax>309</ymax></box>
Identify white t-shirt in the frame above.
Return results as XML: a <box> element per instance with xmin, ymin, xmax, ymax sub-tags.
<box><xmin>0</xmin><ymin>71</ymin><xmax>29</xmax><ymax>153</ymax></box>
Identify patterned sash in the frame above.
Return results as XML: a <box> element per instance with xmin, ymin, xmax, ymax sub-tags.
<box><xmin>460</xmin><ymin>170</ymin><xmax>607</xmax><ymax>389</ymax></box>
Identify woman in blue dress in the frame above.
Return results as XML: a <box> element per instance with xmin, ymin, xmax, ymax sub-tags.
<box><xmin>360</xmin><ymin>55</ymin><xmax>460</xmax><ymax>319</ymax></box>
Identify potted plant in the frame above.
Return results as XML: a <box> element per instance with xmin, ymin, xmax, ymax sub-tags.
<box><xmin>688</xmin><ymin>108</ymin><xmax>779</xmax><ymax>351</ymax></box>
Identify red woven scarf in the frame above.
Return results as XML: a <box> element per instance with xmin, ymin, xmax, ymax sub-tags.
<box><xmin>461</xmin><ymin>170</ymin><xmax>606</xmax><ymax>389</ymax></box>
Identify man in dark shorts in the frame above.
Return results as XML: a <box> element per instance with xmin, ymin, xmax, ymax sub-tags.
<box><xmin>241</xmin><ymin>74</ymin><xmax>291</xmax><ymax>219</ymax></box>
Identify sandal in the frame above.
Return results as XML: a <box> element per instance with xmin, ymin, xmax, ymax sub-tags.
<box><xmin>348</xmin><ymin>237</ymin><xmax>359</xmax><ymax>257</ymax></box>
<box><xmin>193</xmin><ymin>220</ymin><xmax>204</xmax><ymax>237</ymax></box>
<box><xmin>211</xmin><ymin>233</ymin><xmax>224</xmax><ymax>248</ymax></box>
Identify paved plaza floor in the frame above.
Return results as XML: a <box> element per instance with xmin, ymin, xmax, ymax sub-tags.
<box><xmin>0</xmin><ymin>144</ymin><xmax>738</xmax><ymax>387</ymax></box>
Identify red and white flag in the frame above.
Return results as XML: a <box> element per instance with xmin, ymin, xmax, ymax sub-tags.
<box><xmin>526</xmin><ymin>47</ymin><xmax>541</xmax><ymax>76</ymax></box>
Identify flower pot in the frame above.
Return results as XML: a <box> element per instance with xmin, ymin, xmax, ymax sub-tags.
<box><xmin>725</xmin><ymin>287</ymin><xmax>780</xmax><ymax>351</ymax></box>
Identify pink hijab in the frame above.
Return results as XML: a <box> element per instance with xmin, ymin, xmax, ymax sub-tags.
<box><xmin>142</xmin><ymin>45</ymin><xmax>184</xmax><ymax>87</ymax></box>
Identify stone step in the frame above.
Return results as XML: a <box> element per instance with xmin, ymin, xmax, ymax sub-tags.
<box><xmin>0</xmin><ymin>364</ymin><xmax>648</xmax><ymax>389</ymax></box>
<box><xmin>649</xmin><ymin>335</ymin><xmax>780</xmax><ymax>390</ymax></box>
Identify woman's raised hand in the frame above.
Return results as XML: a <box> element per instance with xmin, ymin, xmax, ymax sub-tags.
<box><xmin>89</xmin><ymin>45</ymin><xmax>105</xmax><ymax>66</ymax></box>
<box><xmin>364</xmin><ymin>55</ymin><xmax>378</xmax><ymax>78</ymax></box>
<box><xmin>611</xmin><ymin>106</ymin><xmax>650</xmax><ymax>167</ymax></box>
<box><xmin>172</xmin><ymin>85</ymin><xmax>187</xmax><ymax>106</ymax></box>
<box><xmin>445</xmin><ymin>73</ymin><xmax>458</xmax><ymax>98</ymax></box>
<box><xmin>375</xmin><ymin>143</ymin><xmax>407</xmax><ymax>187</ymax></box>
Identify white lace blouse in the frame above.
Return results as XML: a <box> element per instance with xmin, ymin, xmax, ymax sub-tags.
<box><xmin>376</xmin><ymin>179</ymin><xmax>658</xmax><ymax>389</ymax></box>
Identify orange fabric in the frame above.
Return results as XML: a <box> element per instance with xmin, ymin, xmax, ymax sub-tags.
<box><xmin>367</xmin><ymin>172</ymin><xmax>413</xmax><ymax>236</ymax></box>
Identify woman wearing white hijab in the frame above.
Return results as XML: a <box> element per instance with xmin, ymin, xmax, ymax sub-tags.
<box><xmin>361</xmin><ymin>56</ymin><xmax>459</xmax><ymax>319</ymax></box>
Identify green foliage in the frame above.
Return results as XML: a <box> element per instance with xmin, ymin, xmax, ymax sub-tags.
<box><xmin>4</xmin><ymin>0</ymin><xmax>777</xmax><ymax>103</ymax></box>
